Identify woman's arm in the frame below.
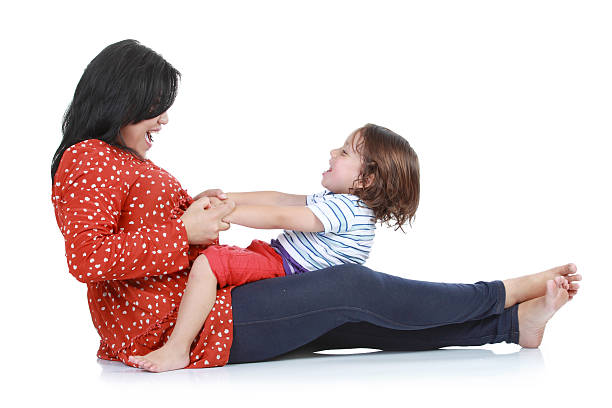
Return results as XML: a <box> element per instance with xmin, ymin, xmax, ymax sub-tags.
<box><xmin>55</xmin><ymin>173</ymin><xmax>186</xmax><ymax>283</ymax></box>
<box><xmin>225</xmin><ymin>205</ymin><xmax>324</xmax><ymax>232</ymax></box>
<box><xmin>53</xmin><ymin>143</ymin><xmax>231</xmax><ymax>284</ymax></box>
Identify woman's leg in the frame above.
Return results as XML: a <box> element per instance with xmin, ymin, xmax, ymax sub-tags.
<box><xmin>303</xmin><ymin>311</ymin><xmax>518</xmax><ymax>353</ymax></box>
<box><xmin>229</xmin><ymin>265</ymin><xmax>512</xmax><ymax>363</ymax></box>
<box><xmin>229</xmin><ymin>264</ymin><xmax>574</xmax><ymax>363</ymax></box>
<box><xmin>306</xmin><ymin>276</ymin><xmax>572</xmax><ymax>353</ymax></box>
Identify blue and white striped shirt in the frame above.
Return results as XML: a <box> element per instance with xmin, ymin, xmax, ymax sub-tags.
<box><xmin>276</xmin><ymin>191</ymin><xmax>376</xmax><ymax>272</ymax></box>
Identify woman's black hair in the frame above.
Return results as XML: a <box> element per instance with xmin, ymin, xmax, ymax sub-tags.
<box><xmin>51</xmin><ymin>39</ymin><xmax>181</xmax><ymax>181</ymax></box>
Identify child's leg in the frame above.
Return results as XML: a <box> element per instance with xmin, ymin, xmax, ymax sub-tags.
<box><xmin>128</xmin><ymin>254</ymin><xmax>217</xmax><ymax>372</ymax></box>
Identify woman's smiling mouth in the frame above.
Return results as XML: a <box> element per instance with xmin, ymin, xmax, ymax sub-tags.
<box><xmin>145</xmin><ymin>128</ymin><xmax>161</xmax><ymax>146</ymax></box>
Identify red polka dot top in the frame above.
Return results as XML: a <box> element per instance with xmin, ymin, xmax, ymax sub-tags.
<box><xmin>52</xmin><ymin>139</ymin><xmax>233</xmax><ymax>368</ymax></box>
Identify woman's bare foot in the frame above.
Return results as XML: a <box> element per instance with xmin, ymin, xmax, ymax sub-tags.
<box><xmin>517</xmin><ymin>276</ymin><xmax>571</xmax><ymax>348</ymax></box>
<box><xmin>503</xmin><ymin>263</ymin><xmax>581</xmax><ymax>308</ymax></box>
<box><xmin>128</xmin><ymin>343</ymin><xmax>190</xmax><ymax>373</ymax></box>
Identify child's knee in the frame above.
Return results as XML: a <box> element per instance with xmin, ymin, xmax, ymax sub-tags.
<box><xmin>191</xmin><ymin>255</ymin><xmax>217</xmax><ymax>283</ymax></box>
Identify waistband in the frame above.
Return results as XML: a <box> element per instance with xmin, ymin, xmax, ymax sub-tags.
<box><xmin>270</xmin><ymin>239</ymin><xmax>310</xmax><ymax>275</ymax></box>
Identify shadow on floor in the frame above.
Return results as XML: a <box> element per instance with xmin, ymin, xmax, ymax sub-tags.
<box><xmin>98</xmin><ymin>346</ymin><xmax>544</xmax><ymax>386</ymax></box>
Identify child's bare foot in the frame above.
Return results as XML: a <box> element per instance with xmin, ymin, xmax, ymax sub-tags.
<box><xmin>128</xmin><ymin>343</ymin><xmax>190</xmax><ymax>373</ymax></box>
<box><xmin>503</xmin><ymin>263</ymin><xmax>581</xmax><ymax>308</ymax></box>
<box><xmin>517</xmin><ymin>276</ymin><xmax>570</xmax><ymax>348</ymax></box>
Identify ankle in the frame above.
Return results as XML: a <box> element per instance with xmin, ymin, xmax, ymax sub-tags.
<box><xmin>162</xmin><ymin>338</ymin><xmax>191</xmax><ymax>354</ymax></box>
<box><xmin>502</xmin><ymin>279</ymin><xmax>517</xmax><ymax>308</ymax></box>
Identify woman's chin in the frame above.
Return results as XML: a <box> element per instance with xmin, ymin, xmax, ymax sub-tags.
<box><xmin>140</xmin><ymin>143</ymin><xmax>152</xmax><ymax>157</ymax></box>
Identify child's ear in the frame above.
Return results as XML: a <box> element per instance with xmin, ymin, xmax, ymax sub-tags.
<box><xmin>365</xmin><ymin>174</ymin><xmax>375</xmax><ymax>188</ymax></box>
<box><xmin>357</xmin><ymin>174</ymin><xmax>375</xmax><ymax>189</ymax></box>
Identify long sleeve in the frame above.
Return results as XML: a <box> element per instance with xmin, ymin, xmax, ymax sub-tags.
<box><xmin>52</xmin><ymin>139</ymin><xmax>234</xmax><ymax>369</ymax></box>
<box><xmin>53</xmin><ymin>141</ymin><xmax>190</xmax><ymax>283</ymax></box>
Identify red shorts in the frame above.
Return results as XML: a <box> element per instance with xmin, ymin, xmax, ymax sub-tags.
<box><xmin>200</xmin><ymin>240</ymin><xmax>285</xmax><ymax>288</ymax></box>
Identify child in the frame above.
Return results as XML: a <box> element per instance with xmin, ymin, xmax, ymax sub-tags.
<box><xmin>129</xmin><ymin>123</ymin><xmax>420</xmax><ymax>372</ymax></box>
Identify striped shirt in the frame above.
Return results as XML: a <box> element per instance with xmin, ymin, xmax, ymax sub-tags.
<box><xmin>275</xmin><ymin>191</ymin><xmax>376</xmax><ymax>272</ymax></box>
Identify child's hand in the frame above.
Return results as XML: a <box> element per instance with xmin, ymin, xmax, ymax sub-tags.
<box><xmin>193</xmin><ymin>188</ymin><xmax>228</xmax><ymax>201</ymax></box>
<box><xmin>180</xmin><ymin>196</ymin><xmax>235</xmax><ymax>246</ymax></box>
<box><xmin>207</xmin><ymin>197</ymin><xmax>227</xmax><ymax>209</ymax></box>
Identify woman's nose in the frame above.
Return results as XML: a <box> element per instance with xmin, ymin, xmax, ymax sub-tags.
<box><xmin>158</xmin><ymin>111</ymin><xmax>169</xmax><ymax>125</ymax></box>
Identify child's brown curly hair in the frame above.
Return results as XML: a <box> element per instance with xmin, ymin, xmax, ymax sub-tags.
<box><xmin>349</xmin><ymin>123</ymin><xmax>420</xmax><ymax>231</ymax></box>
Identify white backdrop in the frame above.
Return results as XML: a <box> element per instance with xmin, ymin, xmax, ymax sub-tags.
<box><xmin>2</xmin><ymin>0</ymin><xmax>610</xmax><ymax>406</ymax></box>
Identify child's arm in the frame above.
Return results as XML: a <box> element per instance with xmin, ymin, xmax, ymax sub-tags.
<box><xmin>225</xmin><ymin>205</ymin><xmax>324</xmax><ymax>232</ymax></box>
<box><xmin>227</xmin><ymin>191</ymin><xmax>306</xmax><ymax>207</ymax></box>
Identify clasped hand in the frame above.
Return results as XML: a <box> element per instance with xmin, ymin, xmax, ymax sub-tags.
<box><xmin>180</xmin><ymin>189</ymin><xmax>235</xmax><ymax>246</ymax></box>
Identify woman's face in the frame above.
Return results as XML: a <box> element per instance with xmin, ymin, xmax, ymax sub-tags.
<box><xmin>119</xmin><ymin>111</ymin><xmax>169</xmax><ymax>158</ymax></box>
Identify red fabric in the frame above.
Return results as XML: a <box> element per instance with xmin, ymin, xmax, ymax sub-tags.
<box><xmin>202</xmin><ymin>240</ymin><xmax>285</xmax><ymax>287</ymax></box>
<box><xmin>52</xmin><ymin>139</ymin><xmax>234</xmax><ymax>369</ymax></box>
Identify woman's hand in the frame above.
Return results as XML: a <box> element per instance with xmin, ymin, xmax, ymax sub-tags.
<box><xmin>193</xmin><ymin>188</ymin><xmax>228</xmax><ymax>201</ymax></box>
<box><xmin>180</xmin><ymin>196</ymin><xmax>235</xmax><ymax>246</ymax></box>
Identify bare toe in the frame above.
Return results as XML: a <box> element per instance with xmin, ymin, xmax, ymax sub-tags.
<box><xmin>555</xmin><ymin>276</ymin><xmax>569</xmax><ymax>290</ymax></box>
<box><xmin>549</xmin><ymin>263</ymin><xmax>577</xmax><ymax>277</ymax></box>
<box><xmin>140</xmin><ymin>359</ymin><xmax>155</xmax><ymax>371</ymax></box>
<box><xmin>568</xmin><ymin>281</ymin><xmax>579</xmax><ymax>299</ymax></box>
<box><xmin>129</xmin><ymin>355</ymin><xmax>144</xmax><ymax>366</ymax></box>
<box><xmin>548</xmin><ymin>278</ymin><xmax>569</xmax><ymax>309</ymax></box>
<box><xmin>127</xmin><ymin>345</ymin><xmax>190</xmax><ymax>373</ymax></box>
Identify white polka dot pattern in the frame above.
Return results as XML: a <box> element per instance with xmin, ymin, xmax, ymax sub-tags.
<box><xmin>52</xmin><ymin>140</ymin><xmax>234</xmax><ymax>368</ymax></box>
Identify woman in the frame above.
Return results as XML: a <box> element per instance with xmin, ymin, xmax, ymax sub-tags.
<box><xmin>51</xmin><ymin>39</ymin><xmax>581</xmax><ymax>370</ymax></box>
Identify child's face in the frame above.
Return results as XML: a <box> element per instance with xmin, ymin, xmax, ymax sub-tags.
<box><xmin>321</xmin><ymin>131</ymin><xmax>364</xmax><ymax>194</ymax></box>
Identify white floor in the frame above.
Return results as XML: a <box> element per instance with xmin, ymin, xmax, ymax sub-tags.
<box><xmin>7</xmin><ymin>212</ymin><xmax>609</xmax><ymax>408</ymax></box>
<box><xmin>7</xmin><ymin>284</ymin><xmax>607</xmax><ymax>408</ymax></box>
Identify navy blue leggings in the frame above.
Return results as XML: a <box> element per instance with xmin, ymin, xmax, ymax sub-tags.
<box><xmin>228</xmin><ymin>264</ymin><xmax>519</xmax><ymax>363</ymax></box>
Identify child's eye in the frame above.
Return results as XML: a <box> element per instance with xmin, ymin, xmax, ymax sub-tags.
<box><xmin>341</xmin><ymin>150</ymin><xmax>347</xmax><ymax>155</ymax></box>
